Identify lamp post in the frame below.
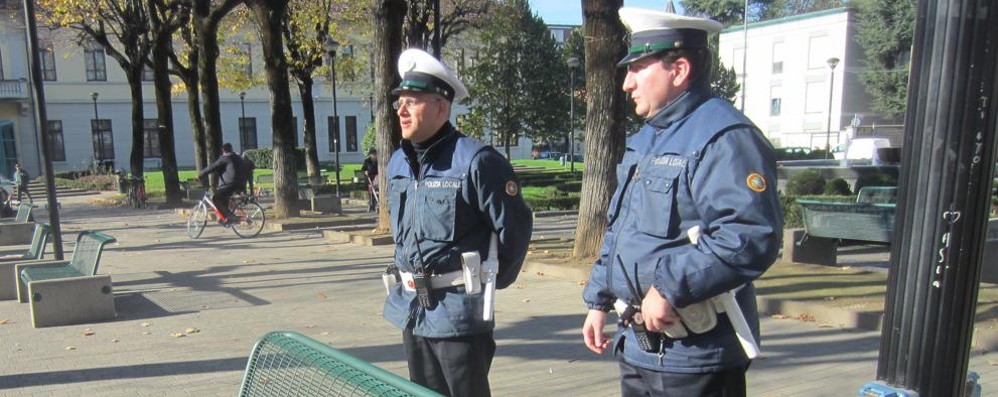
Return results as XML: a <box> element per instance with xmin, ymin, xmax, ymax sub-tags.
<box><xmin>322</xmin><ymin>36</ymin><xmax>341</xmax><ymax>198</ymax></box>
<box><xmin>825</xmin><ymin>57</ymin><xmax>840</xmax><ymax>159</ymax></box>
<box><xmin>238</xmin><ymin>92</ymin><xmax>246</xmax><ymax>150</ymax></box>
<box><xmin>567</xmin><ymin>57</ymin><xmax>580</xmax><ymax>173</ymax></box>
<box><xmin>90</xmin><ymin>92</ymin><xmax>101</xmax><ymax>166</ymax></box>
<box><xmin>740</xmin><ymin>0</ymin><xmax>748</xmax><ymax>112</ymax></box>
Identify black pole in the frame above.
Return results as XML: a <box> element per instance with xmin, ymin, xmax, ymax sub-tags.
<box><xmin>23</xmin><ymin>0</ymin><xmax>64</xmax><ymax>260</ymax></box>
<box><xmin>331</xmin><ymin>52</ymin><xmax>340</xmax><ymax>198</ymax></box>
<box><xmin>432</xmin><ymin>0</ymin><xmax>441</xmax><ymax>58</ymax></box>
<box><xmin>869</xmin><ymin>0</ymin><xmax>998</xmax><ymax>395</ymax></box>
<box><xmin>569</xmin><ymin>66</ymin><xmax>575</xmax><ymax>173</ymax></box>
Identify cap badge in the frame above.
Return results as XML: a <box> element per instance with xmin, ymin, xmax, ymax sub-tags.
<box><xmin>504</xmin><ymin>180</ymin><xmax>519</xmax><ymax>197</ymax></box>
<box><xmin>746</xmin><ymin>173</ymin><xmax>767</xmax><ymax>193</ymax></box>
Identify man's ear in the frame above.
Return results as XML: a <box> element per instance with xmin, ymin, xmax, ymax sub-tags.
<box><xmin>671</xmin><ymin>57</ymin><xmax>692</xmax><ymax>87</ymax></box>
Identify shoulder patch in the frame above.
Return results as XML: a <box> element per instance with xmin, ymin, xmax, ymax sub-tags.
<box><xmin>746</xmin><ymin>173</ymin><xmax>767</xmax><ymax>193</ymax></box>
<box><xmin>504</xmin><ymin>180</ymin><xmax>520</xmax><ymax>197</ymax></box>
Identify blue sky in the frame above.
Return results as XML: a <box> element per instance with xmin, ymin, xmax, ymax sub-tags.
<box><xmin>529</xmin><ymin>0</ymin><xmax>683</xmax><ymax>26</ymax></box>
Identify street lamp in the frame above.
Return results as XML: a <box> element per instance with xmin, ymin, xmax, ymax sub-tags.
<box><xmin>322</xmin><ymin>36</ymin><xmax>341</xmax><ymax>198</ymax></box>
<box><xmin>566</xmin><ymin>57</ymin><xmax>580</xmax><ymax>173</ymax></box>
<box><xmin>825</xmin><ymin>57</ymin><xmax>840</xmax><ymax>159</ymax></box>
<box><xmin>90</xmin><ymin>92</ymin><xmax>101</xmax><ymax>168</ymax></box>
<box><xmin>238</xmin><ymin>92</ymin><xmax>246</xmax><ymax>150</ymax></box>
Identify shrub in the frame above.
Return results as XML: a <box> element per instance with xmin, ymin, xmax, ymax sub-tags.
<box><xmin>243</xmin><ymin>148</ymin><xmax>273</xmax><ymax>169</ymax></box>
<box><xmin>780</xmin><ymin>194</ymin><xmax>856</xmax><ymax>229</ymax></box>
<box><xmin>786</xmin><ymin>169</ymin><xmax>826</xmax><ymax>195</ymax></box>
<box><xmin>824</xmin><ymin>178</ymin><xmax>852</xmax><ymax>195</ymax></box>
<box><xmin>855</xmin><ymin>172</ymin><xmax>897</xmax><ymax>192</ymax></box>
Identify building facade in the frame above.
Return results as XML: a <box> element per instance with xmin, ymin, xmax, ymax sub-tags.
<box><xmin>719</xmin><ymin>8</ymin><xmax>879</xmax><ymax>150</ymax></box>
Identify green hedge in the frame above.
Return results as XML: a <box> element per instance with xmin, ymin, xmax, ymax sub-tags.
<box><xmin>524</xmin><ymin>195</ymin><xmax>580</xmax><ymax>211</ymax></box>
<box><xmin>780</xmin><ymin>194</ymin><xmax>855</xmax><ymax>228</ymax></box>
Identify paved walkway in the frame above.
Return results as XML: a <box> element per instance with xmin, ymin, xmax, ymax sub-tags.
<box><xmin>0</xmin><ymin>197</ymin><xmax>995</xmax><ymax>396</ymax></box>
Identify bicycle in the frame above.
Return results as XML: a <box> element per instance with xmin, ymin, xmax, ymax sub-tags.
<box><xmin>187</xmin><ymin>191</ymin><xmax>266</xmax><ymax>239</ymax></box>
<box><xmin>126</xmin><ymin>176</ymin><xmax>147</xmax><ymax>209</ymax></box>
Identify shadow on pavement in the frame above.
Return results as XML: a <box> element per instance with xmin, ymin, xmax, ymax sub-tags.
<box><xmin>0</xmin><ymin>357</ymin><xmax>248</xmax><ymax>389</ymax></box>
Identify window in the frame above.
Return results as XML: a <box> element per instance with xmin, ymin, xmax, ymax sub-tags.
<box><xmin>770</xmin><ymin>86</ymin><xmax>782</xmax><ymax>116</ymax></box>
<box><xmin>84</xmin><ymin>41</ymin><xmax>107</xmax><ymax>81</ymax></box>
<box><xmin>805</xmin><ymin>80</ymin><xmax>826</xmax><ymax>114</ymax></box>
<box><xmin>91</xmin><ymin>119</ymin><xmax>114</xmax><ymax>160</ymax></box>
<box><xmin>38</xmin><ymin>43</ymin><xmax>56</xmax><ymax>81</ymax></box>
<box><xmin>807</xmin><ymin>35</ymin><xmax>830</xmax><ymax>69</ymax></box>
<box><xmin>345</xmin><ymin>116</ymin><xmax>357</xmax><ymax>152</ymax></box>
<box><xmin>47</xmin><ymin>120</ymin><xmax>65</xmax><ymax>161</ymax></box>
<box><xmin>328</xmin><ymin>116</ymin><xmax>340</xmax><ymax>152</ymax></box>
<box><xmin>143</xmin><ymin>119</ymin><xmax>161</xmax><ymax>157</ymax></box>
<box><xmin>142</xmin><ymin>64</ymin><xmax>154</xmax><ymax>81</ymax></box>
<box><xmin>771</xmin><ymin>42</ymin><xmax>784</xmax><ymax>75</ymax></box>
<box><xmin>240</xmin><ymin>43</ymin><xmax>252</xmax><ymax>76</ymax></box>
<box><xmin>240</xmin><ymin>117</ymin><xmax>258</xmax><ymax>150</ymax></box>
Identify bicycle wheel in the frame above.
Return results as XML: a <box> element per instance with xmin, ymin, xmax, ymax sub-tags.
<box><xmin>187</xmin><ymin>202</ymin><xmax>208</xmax><ymax>239</ymax></box>
<box><xmin>231</xmin><ymin>200</ymin><xmax>265</xmax><ymax>238</ymax></box>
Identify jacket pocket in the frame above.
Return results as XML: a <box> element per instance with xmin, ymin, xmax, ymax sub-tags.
<box><xmin>420</xmin><ymin>188</ymin><xmax>457</xmax><ymax>242</ymax></box>
<box><xmin>636</xmin><ymin>166</ymin><xmax>682</xmax><ymax>238</ymax></box>
<box><xmin>388</xmin><ymin>178</ymin><xmax>408</xmax><ymax>236</ymax></box>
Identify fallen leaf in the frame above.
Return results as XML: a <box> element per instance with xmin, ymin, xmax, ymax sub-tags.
<box><xmin>818</xmin><ymin>323</ymin><xmax>834</xmax><ymax>328</ymax></box>
<box><xmin>317</xmin><ymin>293</ymin><xmax>327</xmax><ymax>300</ymax></box>
<box><xmin>771</xmin><ymin>314</ymin><xmax>789</xmax><ymax>320</ymax></box>
<box><xmin>65</xmin><ymin>346</ymin><xmax>76</xmax><ymax>350</ymax></box>
<box><xmin>523</xmin><ymin>298</ymin><xmax>531</xmax><ymax>303</ymax></box>
<box><xmin>142</xmin><ymin>331</ymin><xmax>152</xmax><ymax>335</ymax></box>
<box><xmin>171</xmin><ymin>333</ymin><xmax>186</xmax><ymax>338</ymax></box>
<box><xmin>305</xmin><ymin>324</ymin><xmax>316</xmax><ymax>328</ymax></box>
<box><xmin>110</xmin><ymin>339</ymin><xmax>119</xmax><ymax>343</ymax></box>
<box><xmin>320</xmin><ymin>331</ymin><xmax>330</xmax><ymax>336</ymax></box>
<box><xmin>141</xmin><ymin>322</ymin><xmax>152</xmax><ymax>327</ymax></box>
<box><xmin>185</xmin><ymin>328</ymin><xmax>200</xmax><ymax>334</ymax></box>
<box><xmin>0</xmin><ymin>319</ymin><xmax>8</xmax><ymax>325</ymax></box>
<box><xmin>83</xmin><ymin>330</ymin><xmax>96</xmax><ymax>337</ymax></box>
<box><xmin>536</xmin><ymin>272</ymin><xmax>545</xmax><ymax>276</ymax></box>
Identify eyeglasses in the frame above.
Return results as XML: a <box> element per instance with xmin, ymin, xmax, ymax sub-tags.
<box><xmin>392</xmin><ymin>97</ymin><xmax>440</xmax><ymax>110</ymax></box>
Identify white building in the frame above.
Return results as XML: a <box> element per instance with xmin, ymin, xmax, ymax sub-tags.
<box><xmin>0</xmin><ymin>2</ymin><xmax>378</xmax><ymax>177</ymax></box>
<box><xmin>719</xmin><ymin>7</ymin><xmax>881</xmax><ymax>150</ymax></box>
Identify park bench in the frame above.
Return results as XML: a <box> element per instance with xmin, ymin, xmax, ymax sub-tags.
<box><xmin>784</xmin><ymin>199</ymin><xmax>895</xmax><ymax>266</ymax></box>
<box><xmin>855</xmin><ymin>186</ymin><xmax>898</xmax><ymax>204</ymax></box>
<box><xmin>240</xmin><ymin>331</ymin><xmax>442</xmax><ymax>397</ymax></box>
<box><xmin>0</xmin><ymin>223</ymin><xmax>50</xmax><ymax>300</ymax></box>
<box><xmin>0</xmin><ymin>204</ymin><xmax>36</xmax><ymax>245</ymax></box>
<box><xmin>15</xmin><ymin>231</ymin><xmax>117</xmax><ymax>328</ymax></box>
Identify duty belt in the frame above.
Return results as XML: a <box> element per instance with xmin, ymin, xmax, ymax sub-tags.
<box><xmin>400</xmin><ymin>270</ymin><xmax>465</xmax><ymax>292</ymax></box>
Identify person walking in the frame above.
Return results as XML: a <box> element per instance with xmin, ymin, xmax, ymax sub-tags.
<box><xmin>361</xmin><ymin>148</ymin><xmax>379</xmax><ymax>212</ymax></box>
<box><xmin>382</xmin><ymin>48</ymin><xmax>533</xmax><ymax>397</ymax></box>
<box><xmin>581</xmin><ymin>8</ymin><xmax>783</xmax><ymax>396</ymax></box>
<box><xmin>13</xmin><ymin>163</ymin><xmax>31</xmax><ymax>203</ymax></box>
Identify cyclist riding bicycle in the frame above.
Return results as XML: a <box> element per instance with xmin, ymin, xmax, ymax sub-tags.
<box><xmin>198</xmin><ymin>143</ymin><xmax>247</xmax><ymax>226</ymax></box>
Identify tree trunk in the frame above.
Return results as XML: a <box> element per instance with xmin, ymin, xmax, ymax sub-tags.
<box><xmin>195</xmin><ymin>15</ymin><xmax>223</xmax><ymax>167</ymax></box>
<box><xmin>372</xmin><ymin>0</ymin><xmax>406</xmax><ymax>231</ymax></box>
<box><xmin>297</xmin><ymin>77</ymin><xmax>321</xmax><ymax>181</ymax></box>
<box><xmin>126</xmin><ymin>67</ymin><xmax>145</xmax><ymax>177</ymax></box>
<box><xmin>184</xmin><ymin>74</ymin><xmax>208</xmax><ymax>173</ymax></box>
<box><xmin>572</xmin><ymin>0</ymin><xmax>627</xmax><ymax>258</ymax></box>
<box><xmin>247</xmin><ymin>0</ymin><xmax>299</xmax><ymax>218</ymax></box>
<box><xmin>152</xmin><ymin>31</ymin><xmax>182</xmax><ymax>205</ymax></box>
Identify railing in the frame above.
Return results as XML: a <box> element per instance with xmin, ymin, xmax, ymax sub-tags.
<box><xmin>0</xmin><ymin>79</ymin><xmax>25</xmax><ymax>99</ymax></box>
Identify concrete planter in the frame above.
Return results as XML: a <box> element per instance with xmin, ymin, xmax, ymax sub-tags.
<box><xmin>311</xmin><ymin>194</ymin><xmax>342</xmax><ymax>215</ymax></box>
<box><xmin>781</xmin><ymin>228</ymin><xmax>837</xmax><ymax>266</ymax></box>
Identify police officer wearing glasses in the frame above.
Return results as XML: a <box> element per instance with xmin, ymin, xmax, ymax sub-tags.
<box><xmin>382</xmin><ymin>48</ymin><xmax>532</xmax><ymax>397</ymax></box>
<box><xmin>581</xmin><ymin>8</ymin><xmax>782</xmax><ymax>396</ymax></box>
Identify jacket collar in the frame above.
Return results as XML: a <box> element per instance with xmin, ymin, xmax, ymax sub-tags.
<box><xmin>646</xmin><ymin>82</ymin><xmax>712</xmax><ymax>130</ymax></box>
<box><xmin>400</xmin><ymin>122</ymin><xmax>458</xmax><ymax>177</ymax></box>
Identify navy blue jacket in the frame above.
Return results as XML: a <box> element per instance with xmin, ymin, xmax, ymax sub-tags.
<box><xmin>383</xmin><ymin>123</ymin><xmax>533</xmax><ymax>337</ymax></box>
<box><xmin>583</xmin><ymin>85</ymin><xmax>782</xmax><ymax>373</ymax></box>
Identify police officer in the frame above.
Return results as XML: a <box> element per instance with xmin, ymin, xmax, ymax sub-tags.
<box><xmin>581</xmin><ymin>8</ymin><xmax>782</xmax><ymax>396</ymax></box>
<box><xmin>382</xmin><ymin>48</ymin><xmax>533</xmax><ymax>396</ymax></box>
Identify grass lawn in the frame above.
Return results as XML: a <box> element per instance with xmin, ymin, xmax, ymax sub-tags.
<box><xmin>512</xmin><ymin>159</ymin><xmax>585</xmax><ymax>172</ymax></box>
<box><xmin>140</xmin><ymin>163</ymin><xmax>365</xmax><ymax>195</ymax></box>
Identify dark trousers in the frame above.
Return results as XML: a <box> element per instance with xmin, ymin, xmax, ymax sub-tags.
<box><xmin>403</xmin><ymin>328</ymin><xmax>496</xmax><ymax>397</ymax></box>
<box><xmin>16</xmin><ymin>184</ymin><xmax>30</xmax><ymax>202</ymax></box>
<box><xmin>212</xmin><ymin>186</ymin><xmax>238</xmax><ymax>221</ymax></box>
<box><xmin>619</xmin><ymin>358</ymin><xmax>748</xmax><ymax>397</ymax></box>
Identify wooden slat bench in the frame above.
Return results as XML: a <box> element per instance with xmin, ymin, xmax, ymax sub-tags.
<box><xmin>240</xmin><ymin>331</ymin><xmax>442</xmax><ymax>397</ymax></box>
<box><xmin>0</xmin><ymin>223</ymin><xmax>50</xmax><ymax>300</ymax></box>
<box><xmin>15</xmin><ymin>231</ymin><xmax>117</xmax><ymax>327</ymax></box>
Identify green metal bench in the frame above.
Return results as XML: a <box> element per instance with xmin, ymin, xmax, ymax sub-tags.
<box><xmin>15</xmin><ymin>231</ymin><xmax>117</xmax><ymax>327</ymax></box>
<box><xmin>0</xmin><ymin>223</ymin><xmax>51</xmax><ymax>300</ymax></box>
<box><xmin>797</xmin><ymin>200</ymin><xmax>895</xmax><ymax>243</ymax></box>
<box><xmin>240</xmin><ymin>331</ymin><xmax>442</xmax><ymax>397</ymax></box>
<box><xmin>1</xmin><ymin>203</ymin><xmax>34</xmax><ymax>224</ymax></box>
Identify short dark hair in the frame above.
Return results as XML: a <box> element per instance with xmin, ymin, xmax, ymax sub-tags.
<box><xmin>659</xmin><ymin>48</ymin><xmax>712</xmax><ymax>84</ymax></box>
<box><xmin>222</xmin><ymin>143</ymin><xmax>233</xmax><ymax>152</ymax></box>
